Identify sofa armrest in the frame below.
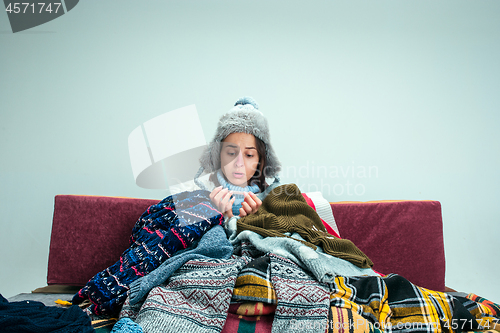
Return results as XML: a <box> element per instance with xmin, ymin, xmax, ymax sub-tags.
<box><xmin>330</xmin><ymin>200</ymin><xmax>445</xmax><ymax>292</ymax></box>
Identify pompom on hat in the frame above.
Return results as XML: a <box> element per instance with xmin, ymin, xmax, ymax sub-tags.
<box><xmin>196</xmin><ymin>96</ymin><xmax>281</xmax><ymax>182</ymax></box>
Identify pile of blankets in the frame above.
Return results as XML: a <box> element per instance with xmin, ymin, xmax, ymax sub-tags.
<box><xmin>72</xmin><ymin>184</ymin><xmax>500</xmax><ymax>333</ymax></box>
<box><xmin>117</xmin><ymin>240</ymin><xmax>500</xmax><ymax>333</ymax></box>
<box><xmin>118</xmin><ymin>249</ymin><xmax>500</xmax><ymax>333</ymax></box>
<box><xmin>72</xmin><ymin>190</ymin><xmax>225</xmax><ymax>315</ymax></box>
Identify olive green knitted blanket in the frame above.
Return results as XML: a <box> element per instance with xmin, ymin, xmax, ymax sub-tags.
<box><xmin>237</xmin><ymin>184</ymin><xmax>373</xmax><ymax>268</ymax></box>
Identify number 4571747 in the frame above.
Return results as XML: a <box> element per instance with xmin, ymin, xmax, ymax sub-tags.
<box><xmin>5</xmin><ymin>3</ymin><xmax>62</xmax><ymax>14</ymax></box>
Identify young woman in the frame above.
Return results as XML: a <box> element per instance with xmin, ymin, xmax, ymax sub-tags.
<box><xmin>194</xmin><ymin>96</ymin><xmax>281</xmax><ymax>218</ymax></box>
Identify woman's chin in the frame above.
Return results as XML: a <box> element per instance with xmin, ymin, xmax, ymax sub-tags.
<box><xmin>228</xmin><ymin>178</ymin><xmax>247</xmax><ymax>188</ymax></box>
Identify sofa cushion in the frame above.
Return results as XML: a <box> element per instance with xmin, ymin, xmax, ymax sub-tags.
<box><xmin>330</xmin><ymin>200</ymin><xmax>445</xmax><ymax>292</ymax></box>
<box><xmin>47</xmin><ymin>195</ymin><xmax>158</xmax><ymax>286</ymax></box>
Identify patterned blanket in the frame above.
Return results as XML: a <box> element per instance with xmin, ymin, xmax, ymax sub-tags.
<box><xmin>120</xmin><ymin>257</ymin><xmax>250</xmax><ymax>332</ymax></box>
<box><xmin>231</xmin><ymin>256</ymin><xmax>276</xmax><ymax>304</ymax></box>
<box><xmin>329</xmin><ymin>274</ymin><xmax>500</xmax><ymax>333</ymax></box>
<box><xmin>224</xmin><ymin>276</ymin><xmax>500</xmax><ymax>333</ymax></box>
<box><xmin>228</xmin><ymin>251</ymin><xmax>500</xmax><ymax>333</ymax></box>
<box><xmin>117</xmin><ymin>226</ymin><xmax>500</xmax><ymax>333</ymax></box>
<box><xmin>72</xmin><ymin>190</ymin><xmax>224</xmax><ymax>315</ymax></box>
<box><xmin>120</xmin><ymin>262</ymin><xmax>500</xmax><ymax>333</ymax></box>
<box><xmin>75</xmin><ymin>187</ymin><xmax>500</xmax><ymax>332</ymax></box>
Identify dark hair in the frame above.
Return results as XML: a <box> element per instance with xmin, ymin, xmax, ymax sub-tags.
<box><xmin>248</xmin><ymin>136</ymin><xmax>268</xmax><ymax>192</ymax></box>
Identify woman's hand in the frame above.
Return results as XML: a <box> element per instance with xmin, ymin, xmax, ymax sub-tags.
<box><xmin>209</xmin><ymin>186</ymin><xmax>235</xmax><ymax>219</ymax></box>
<box><xmin>239</xmin><ymin>192</ymin><xmax>262</xmax><ymax>217</ymax></box>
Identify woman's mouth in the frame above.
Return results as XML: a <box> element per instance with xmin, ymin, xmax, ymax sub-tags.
<box><xmin>232</xmin><ymin>172</ymin><xmax>245</xmax><ymax>179</ymax></box>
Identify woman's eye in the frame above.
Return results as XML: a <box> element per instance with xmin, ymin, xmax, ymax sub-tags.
<box><xmin>246</xmin><ymin>154</ymin><xmax>254</xmax><ymax>158</ymax></box>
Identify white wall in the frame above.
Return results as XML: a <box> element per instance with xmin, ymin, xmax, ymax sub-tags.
<box><xmin>1</xmin><ymin>0</ymin><xmax>499</xmax><ymax>303</ymax></box>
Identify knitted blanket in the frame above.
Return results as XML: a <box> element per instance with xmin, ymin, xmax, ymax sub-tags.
<box><xmin>237</xmin><ymin>184</ymin><xmax>373</xmax><ymax>268</ymax></box>
<box><xmin>119</xmin><ymin>249</ymin><xmax>333</xmax><ymax>333</ymax></box>
<box><xmin>120</xmin><ymin>257</ymin><xmax>250</xmax><ymax>332</ymax></box>
<box><xmin>228</xmin><ymin>220</ymin><xmax>379</xmax><ymax>283</ymax></box>
<box><xmin>72</xmin><ymin>190</ymin><xmax>224</xmax><ymax>315</ymax></box>
<box><xmin>110</xmin><ymin>186</ymin><xmax>500</xmax><ymax>332</ymax></box>
<box><xmin>128</xmin><ymin>225</ymin><xmax>233</xmax><ymax>305</ymax></box>
<box><xmin>270</xmin><ymin>254</ymin><xmax>330</xmax><ymax>333</ymax></box>
<box><xmin>119</xmin><ymin>251</ymin><xmax>500</xmax><ymax>333</ymax></box>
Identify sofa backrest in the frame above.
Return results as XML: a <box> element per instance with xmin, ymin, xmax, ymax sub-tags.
<box><xmin>47</xmin><ymin>195</ymin><xmax>445</xmax><ymax>292</ymax></box>
<box><xmin>331</xmin><ymin>200</ymin><xmax>445</xmax><ymax>292</ymax></box>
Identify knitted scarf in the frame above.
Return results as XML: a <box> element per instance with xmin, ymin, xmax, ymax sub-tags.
<box><xmin>237</xmin><ymin>183</ymin><xmax>373</xmax><ymax>268</ymax></box>
<box><xmin>216</xmin><ymin>170</ymin><xmax>260</xmax><ymax>216</ymax></box>
<box><xmin>72</xmin><ymin>190</ymin><xmax>224</xmax><ymax>316</ymax></box>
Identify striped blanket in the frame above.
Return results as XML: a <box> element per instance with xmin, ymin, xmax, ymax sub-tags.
<box><xmin>329</xmin><ymin>274</ymin><xmax>500</xmax><ymax>333</ymax></box>
<box><xmin>226</xmin><ymin>255</ymin><xmax>500</xmax><ymax>333</ymax></box>
<box><xmin>231</xmin><ymin>256</ymin><xmax>276</xmax><ymax>304</ymax></box>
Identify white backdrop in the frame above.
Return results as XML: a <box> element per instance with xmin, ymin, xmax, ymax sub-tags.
<box><xmin>1</xmin><ymin>0</ymin><xmax>499</xmax><ymax>303</ymax></box>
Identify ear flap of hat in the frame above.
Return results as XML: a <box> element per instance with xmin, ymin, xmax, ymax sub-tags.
<box><xmin>199</xmin><ymin>140</ymin><xmax>221</xmax><ymax>174</ymax></box>
<box><xmin>263</xmin><ymin>144</ymin><xmax>281</xmax><ymax>178</ymax></box>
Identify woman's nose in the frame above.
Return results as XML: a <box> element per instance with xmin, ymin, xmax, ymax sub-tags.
<box><xmin>234</xmin><ymin>151</ymin><xmax>244</xmax><ymax>167</ymax></box>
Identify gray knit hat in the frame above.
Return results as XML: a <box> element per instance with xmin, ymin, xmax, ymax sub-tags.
<box><xmin>198</xmin><ymin>96</ymin><xmax>281</xmax><ymax>179</ymax></box>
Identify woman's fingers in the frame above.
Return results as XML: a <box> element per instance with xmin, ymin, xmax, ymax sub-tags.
<box><xmin>250</xmin><ymin>192</ymin><xmax>262</xmax><ymax>208</ymax></box>
<box><xmin>245</xmin><ymin>192</ymin><xmax>262</xmax><ymax>212</ymax></box>
<box><xmin>220</xmin><ymin>190</ymin><xmax>234</xmax><ymax>212</ymax></box>
<box><xmin>224</xmin><ymin>197</ymin><xmax>235</xmax><ymax>219</ymax></box>
<box><xmin>210</xmin><ymin>187</ymin><xmax>233</xmax><ymax>213</ymax></box>
<box><xmin>245</xmin><ymin>193</ymin><xmax>258</xmax><ymax>212</ymax></box>
<box><xmin>239</xmin><ymin>193</ymin><xmax>262</xmax><ymax>217</ymax></box>
<box><xmin>209</xmin><ymin>186</ymin><xmax>222</xmax><ymax>202</ymax></box>
<box><xmin>212</xmin><ymin>188</ymin><xmax>263</xmax><ymax>218</ymax></box>
<box><xmin>214</xmin><ymin>188</ymin><xmax>227</xmax><ymax>202</ymax></box>
<box><xmin>214</xmin><ymin>188</ymin><xmax>230</xmax><ymax>205</ymax></box>
<box><xmin>240</xmin><ymin>201</ymin><xmax>251</xmax><ymax>217</ymax></box>
<box><xmin>239</xmin><ymin>206</ymin><xmax>247</xmax><ymax>217</ymax></box>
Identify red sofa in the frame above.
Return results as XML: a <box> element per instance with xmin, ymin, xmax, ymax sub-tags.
<box><xmin>45</xmin><ymin>195</ymin><xmax>445</xmax><ymax>293</ymax></box>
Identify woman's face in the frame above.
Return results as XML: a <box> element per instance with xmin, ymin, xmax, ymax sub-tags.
<box><xmin>220</xmin><ymin>132</ymin><xmax>260</xmax><ymax>187</ymax></box>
